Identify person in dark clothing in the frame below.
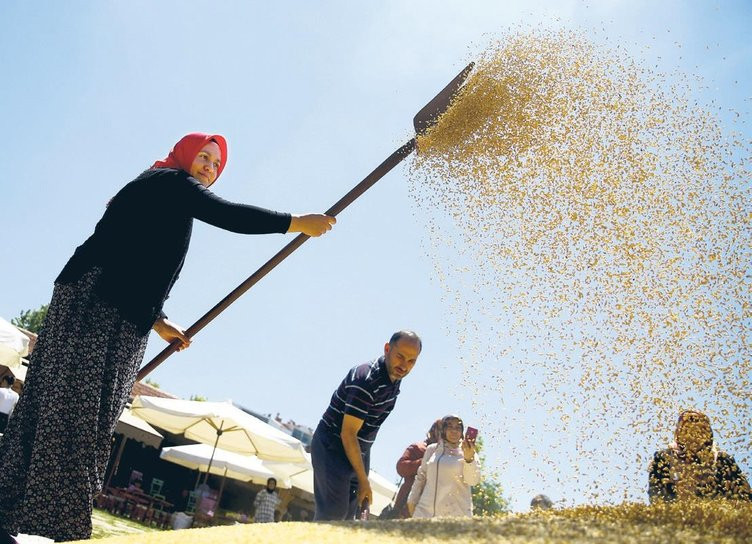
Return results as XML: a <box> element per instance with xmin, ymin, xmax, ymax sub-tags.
<box><xmin>0</xmin><ymin>133</ymin><xmax>335</xmax><ymax>543</ymax></box>
<box><xmin>648</xmin><ymin>410</ymin><xmax>752</xmax><ymax>503</ymax></box>
<box><xmin>311</xmin><ymin>330</ymin><xmax>422</xmax><ymax>521</ymax></box>
<box><xmin>392</xmin><ymin>419</ymin><xmax>441</xmax><ymax>518</ymax></box>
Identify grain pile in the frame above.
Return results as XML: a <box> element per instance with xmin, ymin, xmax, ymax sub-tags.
<box><xmin>408</xmin><ymin>29</ymin><xmax>751</xmax><ymax>503</ymax></box>
<box><xmin>76</xmin><ymin>502</ymin><xmax>752</xmax><ymax>543</ymax></box>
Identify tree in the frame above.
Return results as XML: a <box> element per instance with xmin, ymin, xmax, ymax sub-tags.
<box><xmin>11</xmin><ymin>305</ymin><xmax>49</xmax><ymax>334</ymax></box>
<box><xmin>471</xmin><ymin>437</ymin><xmax>510</xmax><ymax>516</ymax></box>
<box><xmin>189</xmin><ymin>394</ymin><xmax>207</xmax><ymax>402</ymax></box>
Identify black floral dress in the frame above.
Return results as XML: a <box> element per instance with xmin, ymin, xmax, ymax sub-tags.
<box><xmin>0</xmin><ymin>268</ymin><xmax>149</xmax><ymax>541</ymax></box>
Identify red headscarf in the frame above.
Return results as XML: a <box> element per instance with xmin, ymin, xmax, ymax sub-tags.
<box><xmin>152</xmin><ymin>132</ymin><xmax>228</xmax><ymax>181</ymax></box>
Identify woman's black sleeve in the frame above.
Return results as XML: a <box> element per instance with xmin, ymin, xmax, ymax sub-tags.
<box><xmin>176</xmin><ymin>176</ymin><xmax>292</xmax><ymax>234</ymax></box>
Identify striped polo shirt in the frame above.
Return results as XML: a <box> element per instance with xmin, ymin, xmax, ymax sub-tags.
<box><xmin>319</xmin><ymin>356</ymin><xmax>401</xmax><ymax>444</ymax></box>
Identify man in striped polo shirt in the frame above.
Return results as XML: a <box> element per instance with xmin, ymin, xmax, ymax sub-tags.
<box><xmin>311</xmin><ymin>330</ymin><xmax>422</xmax><ymax>521</ymax></box>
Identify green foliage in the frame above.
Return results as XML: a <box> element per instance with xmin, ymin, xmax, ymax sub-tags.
<box><xmin>472</xmin><ymin>437</ymin><xmax>510</xmax><ymax>516</ymax></box>
<box><xmin>144</xmin><ymin>378</ymin><xmax>161</xmax><ymax>389</ymax></box>
<box><xmin>189</xmin><ymin>394</ymin><xmax>207</xmax><ymax>402</ymax></box>
<box><xmin>11</xmin><ymin>304</ymin><xmax>49</xmax><ymax>334</ymax></box>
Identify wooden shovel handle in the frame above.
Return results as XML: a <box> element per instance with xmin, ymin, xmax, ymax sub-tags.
<box><xmin>136</xmin><ymin>138</ymin><xmax>416</xmax><ymax>380</ymax></box>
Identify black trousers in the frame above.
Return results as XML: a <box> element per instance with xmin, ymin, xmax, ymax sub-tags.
<box><xmin>311</xmin><ymin>423</ymin><xmax>370</xmax><ymax>521</ymax></box>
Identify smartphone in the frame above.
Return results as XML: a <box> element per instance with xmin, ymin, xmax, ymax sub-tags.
<box><xmin>359</xmin><ymin>499</ymin><xmax>370</xmax><ymax>521</ymax></box>
<box><xmin>465</xmin><ymin>426</ymin><xmax>478</xmax><ymax>441</ymax></box>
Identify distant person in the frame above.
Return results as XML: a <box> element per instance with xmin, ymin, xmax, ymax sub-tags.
<box><xmin>407</xmin><ymin>415</ymin><xmax>480</xmax><ymax>518</ymax></box>
<box><xmin>0</xmin><ymin>377</ymin><xmax>19</xmax><ymax>434</ymax></box>
<box><xmin>649</xmin><ymin>410</ymin><xmax>752</xmax><ymax>502</ymax></box>
<box><xmin>391</xmin><ymin>419</ymin><xmax>442</xmax><ymax>518</ymax></box>
<box><xmin>530</xmin><ymin>494</ymin><xmax>553</xmax><ymax>510</ymax></box>
<box><xmin>253</xmin><ymin>478</ymin><xmax>281</xmax><ymax>523</ymax></box>
<box><xmin>311</xmin><ymin>331</ymin><xmax>422</xmax><ymax>521</ymax></box>
<box><xmin>0</xmin><ymin>132</ymin><xmax>335</xmax><ymax>543</ymax></box>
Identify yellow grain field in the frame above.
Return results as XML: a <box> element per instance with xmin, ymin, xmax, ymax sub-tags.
<box><xmin>74</xmin><ymin>502</ymin><xmax>751</xmax><ymax>544</ymax></box>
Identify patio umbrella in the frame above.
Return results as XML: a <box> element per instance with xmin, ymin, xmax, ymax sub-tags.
<box><xmin>368</xmin><ymin>470</ymin><xmax>399</xmax><ymax>515</ymax></box>
<box><xmin>0</xmin><ymin>317</ymin><xmax>29</xmax><ymax>368</ymax></box>
<box><xmin>160</xmin><ymin>443</ymin><xmax>288</xmax><ymax>487</ymax></box>
<box><xmin>264</xmin><ymin>453</ymin><xmax>313</xmax><ymax>494</ymax></box>
<box><xmin>131</xmin><ymin>396</ymin><xmax>307</xmax><ymax>481</ymax></box>
<box><xmin>264</xmin><ymin>455</ymin><xmax>397</xmax><ymax>516</ymax></box>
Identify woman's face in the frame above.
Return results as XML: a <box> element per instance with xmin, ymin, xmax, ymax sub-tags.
<box><xmin>190</xmin><ymin>141</ymin><xmax>222</xmax><ymax>187</ymax></box>
<box><xmin>676</xmin><ymin>415</ymin><xmax>713</xmax><ymax>454</ymax></box>
<box><xmin>444</xmin><ymin>419</ymin><xmax>463</xmax><ymax>445</ymax></box>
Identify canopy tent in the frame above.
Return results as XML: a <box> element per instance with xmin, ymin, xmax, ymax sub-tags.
<box><xmin>0</xmin><ymin>317</ymin><xmax>29</xmax><ymax>369</ymax></box>
<box><xmin>104</xmin><ymin>408</ymin><xmax>165</xmax><ymax>489</ymax></box>
<box><xmin>115</xmin><ymin>408</ymin><xmax>163</xmax><ymax>449</ymax></box>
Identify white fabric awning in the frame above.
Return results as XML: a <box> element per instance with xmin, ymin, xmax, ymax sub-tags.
<box><xmin>115</xmin><ymin>408</ymin><xmax>163</xmax><ymax>449</ymax></box>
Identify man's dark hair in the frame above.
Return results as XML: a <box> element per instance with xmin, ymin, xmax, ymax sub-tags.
<box><xmin>389</xmin><ymin>330</ymin><xmax>422</xmax><ymax>352</ymax></box>
<box><xmin>1</xmin><ymin>375</ymin><xmax>15</xmax><ymax>386</ymax></box>
<box><xmin>267</xmin><ymin>477</ymin><xmax>277</xmax><ymax>485</ymax></box>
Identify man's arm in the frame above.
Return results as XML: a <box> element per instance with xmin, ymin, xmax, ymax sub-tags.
<box><xmin>341</xmin><ymin>414</ymin><xmax>373</xmax><ymax>509</ymax></box>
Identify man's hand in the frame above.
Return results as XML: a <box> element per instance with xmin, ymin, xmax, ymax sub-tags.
<box><xmin>288</xmin><ymin>214</ymin><xmax>336</xmax><ymax>237</ymax></box>
<box><xmin>357</xmin><ymin>477</ymin><xmax>373</xmax><ymax>509</ymax></box>
<box><xmin>152</xmin><ymin>318</ymin><xmax>191</xmax><ymax>351</ymax></box>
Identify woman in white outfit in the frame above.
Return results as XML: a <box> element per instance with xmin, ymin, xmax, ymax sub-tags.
<box><xmin>407</xmin><ymin>415</ymin><xmax>481</xmax><ymax>518</ymax></box>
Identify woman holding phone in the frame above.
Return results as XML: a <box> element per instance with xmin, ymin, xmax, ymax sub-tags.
<box><xmin>406</xmin><ymin>415</ymin><xmax>481</xmax><ymax>518</ymax></box>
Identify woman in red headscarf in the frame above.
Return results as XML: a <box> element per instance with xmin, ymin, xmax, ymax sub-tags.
<box><xmin>0</xmin><ymin>133</ymin><xmax>335</xmax><ymax>543</ymax></box>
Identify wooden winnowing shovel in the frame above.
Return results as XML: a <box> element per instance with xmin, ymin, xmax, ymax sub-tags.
<box><xmin>137</xmin><ymin>62</ymin><xmax>474</xmax><ymax>380</ymax></box>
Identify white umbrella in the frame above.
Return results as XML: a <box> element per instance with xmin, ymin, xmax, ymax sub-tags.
<box><xmin>131</xmin><ymin>396</ymin><xmax>307</xmax><ymax>480</ymax></box>
<box><xmin>264</xmin><ymin>455</ymin><xmax>398</xmax><ymax>517</ymax></box>
<box><xmin>264</xmin><ymin>453</ymin><xmax>313</xmax><ymax>494</ymax></box>
<box><xmin>160</xmin><ymin>444</ymin><xmax>287</xmax><ymax>487</ymax></box>
<box><xmin>0</xmin><ymin>317</ymin><xmax>29</xmax><ymax>369</ymax></box>
<box><xmin>368</xmin><ymin>470</ymin><xmax>399</xmax><ymax>515</ymax></box>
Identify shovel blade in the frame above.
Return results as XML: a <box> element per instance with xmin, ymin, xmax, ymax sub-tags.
<box><xmin>413</xmin><ymin>62</ymin><xmax>474</xmax><ymax>136</ymax></box>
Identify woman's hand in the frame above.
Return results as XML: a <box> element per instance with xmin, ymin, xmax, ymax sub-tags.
<box><xmin>462</xmin><ymin>436</ymin><xmax>476</xmax><ymax>462</ymax></box>
<box><xmin>152</xmin><ymin>318</ymin><xmax>191</xmax><ymax>351</ymax></box>
<box><xmin>288</xmin><ymin>214</ymin><xmax>336</xmax><ymax>237</ymax></box>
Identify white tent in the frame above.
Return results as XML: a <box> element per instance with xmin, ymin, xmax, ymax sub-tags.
<box><xmin>0</xmin><ymin>317</ymin><xmax>29</xmax><ymax>369</ymax></box>
<box><xmin>115</xmin><ymin>408</ymin><xmax>163</xmax><ymax>449</ymax></box>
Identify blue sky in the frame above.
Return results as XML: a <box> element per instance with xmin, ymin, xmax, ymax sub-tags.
<box><xmin>1</xmin><ymin>1</ymin><xmax>750</xmax><ymax>511</ymax></box>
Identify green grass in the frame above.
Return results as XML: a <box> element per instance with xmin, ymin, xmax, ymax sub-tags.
<box><xmin>91</xmin><ymin>508</ymin><xmax>161</xmax><ymax>539</ymax></box>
